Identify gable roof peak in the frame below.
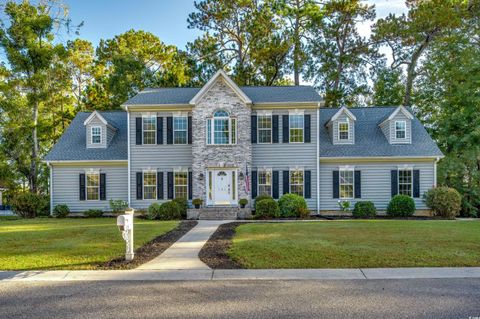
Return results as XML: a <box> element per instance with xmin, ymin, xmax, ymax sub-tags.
<box><xmin>330</xmin><ymin>106</ymin><xmax>357</xmax><ymax>122</ymax></box>
<box><xmin>380</xmin><ymin>106</ymin><xmax>414</xmax><ymax>126</ymax></box>
<box><xmin>189</xmin><ymin>69</ymin><xmax>253</xmax><ymax>105</ymax></box>
<box><xmin>83</xmin><ymin>111</ymin><xmax>108</xmax><ymax>126</ymax></box>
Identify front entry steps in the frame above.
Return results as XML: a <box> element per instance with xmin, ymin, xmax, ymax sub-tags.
<box><xmin>187</xmin><ymin>207</ymin><xmax>252</xmax><ymax>220</ymax></box>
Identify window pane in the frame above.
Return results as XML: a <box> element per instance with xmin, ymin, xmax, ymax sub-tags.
<box><xmin>289</xmin><ymin>115</ymin><xmax>304</xmax><ymax>143</ymax></box>
<box><xmin>91</xmin><ymin>127</ymin><xmax>101</xmax><ymax>144</ymax></box>
<box><xmin>86</xmin><ymin>173</ymin><xmax>99</xmax><ymax>200</ymax></box>
<box><xmin>207</xmin><ymin>119</ymin><xmax>212</xmax><ymax>144</ymax></box>
<box><xmin>339</xmin><ymin>170</ymin><xmax>354</xmax><ymax>199</ymax></box>
<box><xmin>174</xmin><ymin>117</ymin><xmax>187</xmax><ymax>144</ymax></box>
<box><xmin>143</xmin><ymin>172</ymin><xmax>157</xmax><ymax>199</ymax></box>
<box><xmin>231</xmin><ymin>119</ymin><xmax>236</xmax><ymax>144</ymax></box>
<box><xmin>174</xmin><ymin>172</ymin><xmax>188</xmax><ymax>199</ymax></box>
<box><xmin>398</xmin><ymin>169</ymin><xmax>412</xmax><ymax>196</ymax></box>
<box><xmin>258</xmin><ymin>170</ymin><xmax>272</xmax><ymax>196</ymax></box>
<box><xmin>258</xmin><ymin>115</ymin><xmax>272</xmax><ymax>143</ymax></box>
<box><xmin>214</xmin><ymin>110</ymin><xmax>229</xmax><ymax>117</ymax></box>
<box><xmin>214</xmin><ymin>118</ymin><xmax>229</xmax><ymax>144</ymax></box>
<box><xmin>290</xmin><ymin>170</ymin><xmax>304</xmax><ymax>196</ymax></box>
<box><xmin>339</xmin><ymin>123</ymin><xmax>349</xmax><ymax>140</ymax></box>
<box><xmin>143</xmin><ymin>116</ymin><xmax>156</xmax><ymax>145</ymax></box>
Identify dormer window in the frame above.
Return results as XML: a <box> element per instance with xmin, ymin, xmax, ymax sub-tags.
<box><xmin>91</xmin><ymin>126</ymin><xmax>102</xmax><ymax>144</ymax></box>
<box><xmin>207</xmin><ymin>110</ymin><xmax>237</xmax><ymax>145</ymax></box>
<box><xmin>338</xmin><ymin>122</ymin><xmax>349</xmax><ymax>140</ymax></box>
<box><xmin>395</xmin><ymin>121</ymin><xmax>406</xmax><ymax>139</ymax></box>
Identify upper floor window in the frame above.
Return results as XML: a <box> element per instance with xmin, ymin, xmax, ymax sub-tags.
<box><xmin>86</xmin><ymin>172</ymin><xmax>100</xmax><ymax>201</ymax></box>
<box><xmin>258</xmin><ymin>170</ymin><xmax>272</xmax><ymax>196</ymax></box>
<box><xmin>143</xmin><ymin>171</ymin><xmax>157</xmax><ymax>200</ymax></box>
<box><xmin>395</xmin><ymin>121</ymin><xmax>406</xmax><ymax>139</ymax></box>
<box><xmin>207</xmin><ymin>110</ymin><xmax>237</xmax><ymax>145</ymax></box>
<box><xmin>339</xmin><ymin>169</ymin><xmax>354</xmax><ymax>199</ymax></box>
<box><xmin>174</xmin><ymin>117</ymin><xmax>188</xmax><ymax>144</ymax></box>
<box><xmin>338</xmin><ymin>122</ymin><xmax>349</xmax><ymax>140</ymax></box>
<box><xmin>91</xmin><ymin>126</ymin><xmax>102</xmax><ymax>144</ymax></box>
<box><xmin>143</xmin><ymin>116</ymin><xmax>156</xmax><ymax>145</ymax></box>
<box><xmin>398</xmin><ymin>169</ymin><xmax>412</xmax><ymax>197</ymax></box>
<box><xmin>290</xmin><ymin>169</ymin><xmax>304</xmax><ymax>196</ymax></box>
<box><xmin>174</xmin><ymin>171</ymin><xmax>188</xmax><ymax>199</ymax></box>
<box><xmin>257</xmin><ymin>115</ymin><xmax>272</xmax><ymax>143</ymax></box>
<box><xmin>289</xmin><ymin>115</ymin><xmax>304</xmax><ymax>143</ymax></box>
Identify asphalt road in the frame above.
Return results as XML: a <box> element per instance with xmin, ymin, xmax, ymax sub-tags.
<box><xmin>1</xmin><ymin>279</ymin><xmax>479</xmax><ymax>319</ymax></box>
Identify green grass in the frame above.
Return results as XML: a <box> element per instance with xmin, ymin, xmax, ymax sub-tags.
<box><xmin>0</xmin><ymin>218</ymin><xmax>178</xmax><ymax>270</ymax></box>
<box><xmin>229</xmin><ymin>220</ymin><xmax>480</xmax><ymax>268</ymax></box>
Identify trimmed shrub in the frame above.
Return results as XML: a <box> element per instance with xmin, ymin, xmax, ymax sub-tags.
<box><xmin>254</xmin><ymin>194</ymin><xmax>273</xmax><ymax>211</ymax></box>
<box><xmin>146</xmin><ymin>203</ymin><xmax>161</xmax><ymax>220</ymax></box>
<box><xmin>424</xmin><ymin>187</ymin><xmax>462</xmax><ymax>219</ymax></box>
<box><xmin>109</xmin><ymin>199</ymin><xmax>128</xmax><ymax>215</ymax></box>
<box><xmin>173</xmin><ymin>197</ymin><xmax>188</xmax><ymax>218</ymax></box>
<box><xmin>352</xmin><ymin>201</ymin><xmax>377</xmax><ymax>219</ymax></box>
<box><xmin>386</xmin><ymin>195</ymin><xmax>415</xmax><ymax>217</ymax></box>
<box><xmin>255</xmin><ymin>198</ymin><xmax>279</xmax><ymax>219</ymax></box>
<box><xmin>11</xmin><ymin>192</ymin><xmax>48</xmax><ymax>218</ymax></box>
<box><xmin>192</xmin><ymin>198</ymin><xmax>203</xmax><ymax>208</ymax></box>
<box><xmin>157</xmin><ymin>201</ymin><xmax>182</xmax><ymax>220</ymax></box>
<box><xmin>84</xmin><ymin>209</ymin><xmax>103</xmax><ymax>218</ymax></box>
<box><xmin>297</xmin><ymin>207</ymin><xmax>311</xmax><ymax>219</ymax></box>
<box><xmin>52</xmin><ymin>204</ymin><xmax>70</xmax><ymax>218</ymax></box>
<box><xmin>239</xmin><ymin>198</ymin><xmax>248</xmax><ymax>207</ymax></box>
<box><xmin>278</xmin><ymin>193</ymin><xmax>308</xmax><ymax>218</ymax></box>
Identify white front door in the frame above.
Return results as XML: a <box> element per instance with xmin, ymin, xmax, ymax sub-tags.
<box><xmin>207</xmin><ymin>169</ymin><xmax>237</xmax><ymax>206</ymax></box>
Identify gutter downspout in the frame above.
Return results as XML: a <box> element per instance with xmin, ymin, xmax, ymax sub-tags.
<box><xmin>127</xmin><ymin>107</ymin><xmax>131</xmax><ymax>207</ymax></box>
<box><xmin>316</xmin><ymin>103</ymin><xmax>321</xmax><ymax>215</ymax></box>
<box><xmin>434</xmin><ymin>157</ymin><xmax>440</xmax><ymax>187</ymax></box>
<box><xmin>47</xmin><ymin>162</ymin><xmax>53</xmax><ymax>215</ymax></box>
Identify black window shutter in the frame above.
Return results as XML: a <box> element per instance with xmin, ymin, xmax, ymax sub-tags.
<box><xmin>157</xmin><ymin>172</ymin><xmax>164</xmax><ymax>199</ymax></box>
<box><xmin>282</xmin><ymin>115</ymin><xmax>289</xmax><ymax>143</ymax></box>
<box><xmin>157</xmin><ymin>117</ymin><xmax>163</xmax><ymax>145</ymax></box>
<box><xmin>188</xmin><ymin>171</ymin><xmax>193</xmax><ymax>199</ymax></box>
<box><xmin>354</xmin><ymin>170</ymin><xmax>361</xmax><ymax>198</ymax></box>
<box><xmin>100</xmin><ymin>173</ymin><xmax>106</xmax><ymax>200</ymax></box>
<box><xmin>136</xmin><ymin>172</ymin><xmax>143</xmax><ymax>200</ymax></box>
<box><xmin>391</xmin><ymin>170</ymin><xmax>398</xmax><ymax>197</ymax></box>
<box><xmin>167</xmin><ymin>172</ymin><xmax>174</xmax><ymax>199</ymax></box>
<box><xmin>304</xmin><ymin>114</ymin><xmax>311</xmax><ymax>143</ymax></box>
<box><xmin>166</xmin><ymin>117</ymin><xmax>173</xmax><ymax>144</ymax></box>
<box><xmin>251</xmin><ymin>171</ymin><xmax>258</xmax><ymax>199</ymax></box>
<box><xmin>272</xmin><ymin>115</ymin><xmax>279</xmax><ymax>143</ymax></box>
<box><xmin>283</xmin><ymin>170</ymin><xmax>290</xmax><ymax>194</ymax></box>
<box><xmin>79</xmin><ymin>173</ymin><xmax>86</xmax><ymax>201</ymax></box>
<box><xmin>251</xmin><ymin>115</ymin><xmax>257</xmax><ymax>143</ymax></box>
<box><xmin>136</xmin><ymin>118</ymin><xmax>142</xmax><ymax>145</ymax></box>
<box><xmin>304</xmin><ymin>170</ymin><xmax>311</xmax><ymax>198</ymax></box>
<box><xmin>413</xmin><ymin>170</ymin><xmax>420</xmax><ymax>198</ymax></box>
<box><xmin>188</xmin><ymin>116</ymin><xmax>192</xmax><ymax>144</ymax></box>
<box><xmin>333</xmin><ymin>171</ymin><xmax>339</xmax><ymax>199</ymax></box>
<box><xmin>272</xmin><ymin>170</ymin><xmax>279</xmax><ymax>199</ymax></box>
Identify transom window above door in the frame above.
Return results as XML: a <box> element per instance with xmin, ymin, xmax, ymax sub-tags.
<box><xmin>207</xmin><ymin>110</ymin><xmax>237</xmax><ymax>145</ymax></box>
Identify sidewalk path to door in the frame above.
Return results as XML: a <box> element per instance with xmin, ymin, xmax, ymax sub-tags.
<box><xmin>136</xmin><ymin>220</ymin><xmax>231</xmax><ymax>270</ymax></box>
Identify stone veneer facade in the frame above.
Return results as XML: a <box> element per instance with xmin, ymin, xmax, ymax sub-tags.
<box><xmin>191</xmin><ymin>78</ymin><xmax>252</xmax><ymax>206</ymax></box>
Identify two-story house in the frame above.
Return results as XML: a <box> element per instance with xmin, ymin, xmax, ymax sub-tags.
<box><xmin>44</xmin><ymin>70</ymin><xmax>443</xmax><ymax>217</ymax></box>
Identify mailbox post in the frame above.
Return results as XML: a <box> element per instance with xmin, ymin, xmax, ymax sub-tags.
<box><xmin>117</xmin><ymin>208</ymin><xmax>135</xmax><ymax>261</ymax></box>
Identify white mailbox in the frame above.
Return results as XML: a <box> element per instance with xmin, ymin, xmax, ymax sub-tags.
<box><xmin>117</xmin><ymin>209</ymin><xmax>135</xmax><ymax>261</ymax></box>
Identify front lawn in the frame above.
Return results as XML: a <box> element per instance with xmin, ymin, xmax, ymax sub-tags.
<box><xmin>229</xmin><ymin>220</ymin><xmax>480</xmax><ymax>268</ymax></box>
<box><xmin>0</xmin><ymin>218</ymin><xmax>178</xmax><ymax>270</ymax></box>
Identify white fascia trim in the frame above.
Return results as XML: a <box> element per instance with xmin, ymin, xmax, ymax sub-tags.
<box><xmin>83</xmin><ymin>111</ymin><xmax>108</xmax><ymax>126</ymax></box>
<box><xmin>288</xmin><ymin>109</ymin><xmax>305</xmax><ymax>115</ymax></box>
<box><xmin>330</xmin><ymin>106</ymin><xmax>357</xmax><ymax>122</ymax></box>
<box><xmin>339</xmin><ymin>165</ymin><xmax>355</xmax><ymax>170</ymax></box>
<box><xmin>189</xmin><ymin>69</ymin><xmax>252</xmax><ymax>105</ymax></box>
<box><xmin>397</xmin><ymin>164</ymin><xmax>414</xmax><ymax>170</ymax></box>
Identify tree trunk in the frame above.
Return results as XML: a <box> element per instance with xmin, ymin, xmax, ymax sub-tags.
<box><xmin>30</xmin><ymin>98</ymin><xmax>39</xmax><ymax>193</ymax></box>
<box><xmin>404</xmin><ymin>41</ymin><xmax>429</xmax><ymax>106</ymax></box>
<box><xmin>293</xmin><ymin>14</ymin><xmax>301</xmax><ymax>86</ymax></box>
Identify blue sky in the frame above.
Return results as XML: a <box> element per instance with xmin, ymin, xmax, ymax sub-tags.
<box><xmin>65</xmin><ymin>0</ymin><xmax>407</xmax><ymax>50</ymax></box>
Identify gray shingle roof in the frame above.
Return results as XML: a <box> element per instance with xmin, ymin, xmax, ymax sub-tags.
<box><xmin>123</xmin><ymin>86</ymin><xmax>321</xmax><ymax>105</ymax></box>
<box><xmin>319</xmin><ymin>107</ymin><xmax>443</xmax><ymax>158</ymax></box>
<box><xmin>44</xmin><ymin>112</ymin><xmax>127</xmax><ymax>161</ymax></box>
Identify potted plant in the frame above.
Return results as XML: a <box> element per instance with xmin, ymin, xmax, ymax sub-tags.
<box><xmin>192</xmin><ymin>198</ymin><xmax>203</xmax><ymax>209</ymax></box>
<box><xmin>239</xmin><ymin>198</ymin><xmax>248</xmax><ymax>208</ymax></box>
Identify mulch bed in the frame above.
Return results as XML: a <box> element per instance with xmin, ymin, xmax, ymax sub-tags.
<box><xmin>198</xmin><ymin>222</ymin><xmax>244</xmax><ymax>269</ymax></box>
<box><xmin>99</xmin><ymin>220</ymin><xmax>197</xmax><ymax>270</ymax></box>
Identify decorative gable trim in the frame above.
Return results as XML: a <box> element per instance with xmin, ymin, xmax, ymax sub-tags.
<box><xmin>330</xmin><ymin>106</ymin><xmax>357</xmax><ymax>123</ymax></box>
<box><xmin>84</xmin><ymin>111</ymin><xmax>108</xmax><ymax>126</ymax></box>
<box><xmin>189</xmin><ymin>69</ymin><xmax>252</xmax><ymax>105</ymax></box>
<box><xmin>379</xmin><ymin>106</ymin><xmax>413</xmax><ymax>126</ymax></box>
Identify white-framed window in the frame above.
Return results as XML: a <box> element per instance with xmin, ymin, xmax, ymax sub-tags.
<box><xmin>338</xmin><ymin>122</ymin><xmax>349</xmax><ymax>140</ymax></box>
<box><xmin>257</xmin><ymin>115</ymin><xmax>272</xmax><ymax>143</ymax></box>
<box><xmin>174</xmin><ymin>171</ymin><xmax>188</xmax><ymax>199</ymax></box>
<box><xmin>289</xmin><ymin>115</ymin><xmax>304</xmax><ymax>143</ymax></box>
<box><xmin>207</xmin><ymin>110</ymin><xmax>237</xmax><ymax>145</ymax></box>
<box><xmin>290</xmin><ymin>169</ymin><xmax>304</xmax><ymax>196</ymax></box>
<box><xmin>258</xmin><ymin>170</ymin><xmax>272</xmax><ymax>196</ymax></box>
<box><xmin>143</xmin><ymin>171</ymin><xmax>157</xmax><ymax>200</ymax></box>
<box><xmin>142</xmin><ymin>116</ymin><xmax>156</xmax><ymax>145</ymax></box>
<box><xmin>91</xmin><ymin>126</ymin><xmax>102</xmax><ymax>144</ymax></box>
<box><xmin>339</xmin><ymin>169</ymin><xmax>354</xmax><ymax>199</ymax></box>
<box><xmin>86</xmin><ymin>171</ymin><xmax>100</xmax><ymax>201</ymax></box>
<box><xmin>395</xmin><ymin>121</ymin><xmax>406</xmax><ymax>139</ymax></box>
<box><xmin>173</xmin><ymin>116</ymin><xmax>188</xmax><ymax>144</ymax></box>
<box><xmin>398</xmin><ymin>169</ymin><xmax>412</xmax><ymax>197</ymax></box>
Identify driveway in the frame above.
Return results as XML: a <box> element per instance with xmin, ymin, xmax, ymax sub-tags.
<box><xmin>1</xmin><ymin>279</ymin><xmax>479</xmax><ymax>318</ymax></box>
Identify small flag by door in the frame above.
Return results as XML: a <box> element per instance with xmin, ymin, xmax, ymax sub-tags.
<box><xmin>245</xmin><ymin>165</ymin><xmax>250</xmax><ymax>194</ymax></box>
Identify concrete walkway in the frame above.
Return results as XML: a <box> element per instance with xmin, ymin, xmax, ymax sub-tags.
<box><xmin>2</xmin><ymin>267</ymin><xmax>480</xmax><ymax>282</ymax></box>
<box><xmin>136</xmin><ymin>220</ymin><xmax>231</xmax><ymax>270</ymax></box>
